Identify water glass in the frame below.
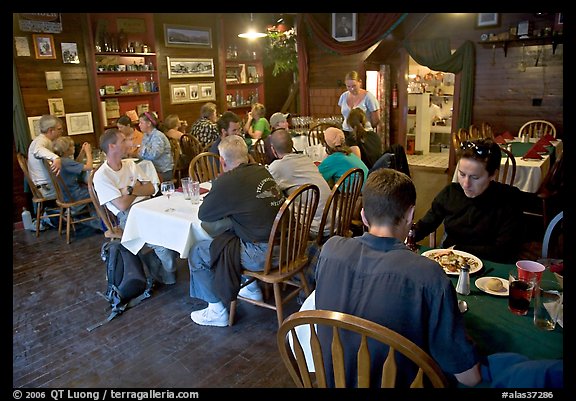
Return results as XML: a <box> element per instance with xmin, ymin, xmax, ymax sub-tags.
<box><xmin>181</xmin><ymin>177</ymin><xmax>192</xmax><ymax>200</ymax></box>
<box><xmin>190</xmin><ymin>181</ymin><xmax>200</xmax><ymax>205</ymax></box>
<box><xmin>533</xmin><ymin>279</ymin><xmax>563</xmax><ymax>331</ymax></box>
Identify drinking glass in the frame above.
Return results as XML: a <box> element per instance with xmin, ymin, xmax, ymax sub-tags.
<box><xmin>160</xmin><ymin>181</ymin><xmax>175</xmax><ymax>212</ymax></box>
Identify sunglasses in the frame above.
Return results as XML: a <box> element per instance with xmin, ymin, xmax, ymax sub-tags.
<box><xmin>460</xmin><ymin>141</ymin><xmax>492</xmax><ymax>157</ymax></box>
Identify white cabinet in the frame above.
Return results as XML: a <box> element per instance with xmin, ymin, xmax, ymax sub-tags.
<box><xmin>407</xmin><ymin>93</ymin><xmax>430</xmax><ymax>154</ymax></box>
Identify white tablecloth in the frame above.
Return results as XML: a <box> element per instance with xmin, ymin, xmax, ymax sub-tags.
<box><xmin>292</xmin><ymin>135</ymin><xmax>326</xmax><ymax>162</ymax></box>
<box><xmin>121</xmin><ymin>184</ymin><xmax>212</xmax><ymax>258</ymax></box>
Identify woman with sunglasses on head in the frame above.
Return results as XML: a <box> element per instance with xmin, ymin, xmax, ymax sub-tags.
<box><xmin>412</xmin><ymin>138</ymin><xmax>523</xmax><ymax>263</ymax></box>
<box><xmin>138</xmin><ymin>111</ymin><xmax>174</xmax><ymax>182</ymax></box>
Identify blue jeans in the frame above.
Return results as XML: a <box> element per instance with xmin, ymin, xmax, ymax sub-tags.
<box><xmin>188</xmin><ymin>239</ymin><xmax>268</xmax><ymax>303</ymax></box>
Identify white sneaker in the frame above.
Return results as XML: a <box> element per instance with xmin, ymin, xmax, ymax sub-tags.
<box><xmin>190</xmin><ymin>306</ymin><xmax>228</xmax><ymax>327</ymax></box>
<box><xmin>239</xmin><ymin>281</ymin><xmax>263</xmax><ymax>302</ymax></box>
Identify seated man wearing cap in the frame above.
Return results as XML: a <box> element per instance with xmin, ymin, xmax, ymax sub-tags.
<box><xmin>319</xmin><ymin>127</ymin><xmax>368</xmax><ymax>188</ymax></box>
<box><xmin>264</xmin><ymin>112</ymin><xmax>294</xmax><ymax>164</ymax></box>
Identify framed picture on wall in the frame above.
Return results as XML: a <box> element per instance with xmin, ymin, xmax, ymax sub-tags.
<box><xmin>27</xmin><ymin>116</ymin><xmax>42</xmax><ymax>139</ymax></box>
<box><xmin>47</xmin><ymin>98</ymin><xmax>65</xmax><ymax>117</ymax></box>
<box><xmin>198</xmin><ymin>82</ymin><xmax>216</xmax><ymax>101</ymax></box>
<box><xmin>65</xmin><ymin>112</ymin><xmax>94</xmax><ymax>135</ymax></box>
<box><xmin>170</xmin><ymin>83</ymin><xmax>190</xmax><ymax>104</ymax></box>
<box><xmin>167</xmin><ymin>57</ymin><xmax>214</xmax><ymax>79</ymax></box>
<box><xmin>475</xmin><ymin>13</ymin><xmax>500</xmax><ymax>28</ymax></box>
<box><xmin>332</xmin><ymin>13</ymin><xmax>356</xmax><ymax>42</ymax></box>
<box><xmin>164</xmin><ymin>24</ymin><xmax>212</xmax><ymax>48</ymax></box>
<box><xmin>33</xmin><ymin>34</ymin><xmax>56</xmax><ymax>59</ymax></box>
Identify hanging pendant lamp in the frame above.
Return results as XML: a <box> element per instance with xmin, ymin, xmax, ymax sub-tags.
<box><xmin>238</xmin><ymin>13</ymin><xmax>267</xmax><ymax>39</ymax></box>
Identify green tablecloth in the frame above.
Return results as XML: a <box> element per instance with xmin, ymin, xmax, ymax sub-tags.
<box><xmin>420</xmin><ymin>247</ymin><xmax>563</xmax><ymax>361</ymax></box>
<box><xmin>505</xmin><ymin>142</ymin><xmax>555</xmax><ymax>164</ymax></box>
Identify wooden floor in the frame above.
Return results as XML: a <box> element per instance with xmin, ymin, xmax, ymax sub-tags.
<box><xmin>12</xmin><ymin>225</ymin><xmax>298</xmax><ymax>388</ymax></box>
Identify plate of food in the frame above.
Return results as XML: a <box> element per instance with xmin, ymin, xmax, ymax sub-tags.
<box><xmin>421</xmin><ymin>249</ymin><xmax>483</xmax><ymax>275</ymax></box>
<box><xmin>475</xmin><ymin>277</ymin><xmax>509</xmax><ymax>296</ymax></box>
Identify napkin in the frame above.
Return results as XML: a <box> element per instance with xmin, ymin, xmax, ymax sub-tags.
<box><xmin>542</xmin><ymin>133</ymin><xmax>555</xmax><ymax>142</ymax></box>
<box><xmin>522</xmin><ymin>147</ymin><xmax>543</xmax><ymax>160</ymax></box>
<box><xmin>200</xmin><ymin>187</ymin><xmax>209</xmax><ymax>195</ymax></box>
<box><xmin>536</xmin><ymin>137</ymin><xmax>552</xmax><ymax>146</ymax></box>
<box><xmin>530</xmin><ymin>142</ymin><xmax>548</xmax><ymax>153</ymax></box>
<box><xmin>501</xmin><ymin>131</ymin><xmax>514</xmax><ymax>140</ymax></box>
<box><xmin>494</xmin><ymin>135</ymin><xmax>505</xmax><ymax>144</ymax></box>
<box><xmin>544</xmin><ymin>302</ymin><xmax>563</xmax><ymax>328</ymax></box>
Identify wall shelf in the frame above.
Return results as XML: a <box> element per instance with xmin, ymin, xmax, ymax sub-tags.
<box><xmin>97</xmin><ymin>70</ymin><xmax>158</xmax><ymax>75</ymax></box>
<box><xmin>99</xmin><ymin>92</ymin><xmax>159</xmax><ymax>99</ymax></box>
<box><xmin>478</xmin><ymin>35</ymin><xmax>563</xmax><ymax>57</ymax></box>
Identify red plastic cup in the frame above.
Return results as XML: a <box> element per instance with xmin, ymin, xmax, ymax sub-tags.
<box><xmin>516</xmin><ymin>260</ymin><xmax>545</xmax><ymax>285</ymax></box>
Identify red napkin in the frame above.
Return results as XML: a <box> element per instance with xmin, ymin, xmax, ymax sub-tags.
<box><xmin>530</xmin><ymin>142</ymin><xmax>548</xmax><ymax>153</ymax></box>
<box><xmin>200</xmin><ymin>187</ymin><xmax>209</xmax><ymax>195</ymax></box>
<box><xmin>494</xmin><ymin>135</ymin><xmax>505</xmax><ymax>144</ymax></box>
<box><xmin>176</xmin><ymin>187</ymin><xmax>183</xmax><ymax>192</ymax></box>
<box><xmin>522</xmin><ymin>147</ymin><xmax>543</xmax><ymax>160</ymax></box>
<box><xmin>501</xmin><ymin>131</ymin><xmax>514</xmax><ymax>140</ymax></box>
<box><xmin>536</xmin><ymin>137</ymin><xmax>552</xmax><ymax>146</ymax></box>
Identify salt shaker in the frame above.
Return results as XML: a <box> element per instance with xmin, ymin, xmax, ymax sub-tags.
<box><xmin>456</xmin><ymin>264</ymin><xmax>470</xmax><ymax>295</ymax></box>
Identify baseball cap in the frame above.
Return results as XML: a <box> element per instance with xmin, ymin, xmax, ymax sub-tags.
<box><xmin>270</xmin><ymin>112</ymin><xmax>290</xmax><ymax>127</ymax></box>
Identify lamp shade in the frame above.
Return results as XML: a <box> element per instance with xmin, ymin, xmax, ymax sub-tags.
<box><xmin>238</xmin><ymin>13</ymin><xmax>267</xmax><ymax>39</ymax></box>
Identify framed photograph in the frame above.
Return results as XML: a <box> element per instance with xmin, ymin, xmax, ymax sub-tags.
<box><xmin>332</xmin><ymin>13</ymin><xmax>357</xmax><ymax>42</ymax></box>
<box><xmin>475</xmin><ymin>13</ymin><xmax>500</xmax><ymax>28</ymax></box>
<box><xmin>65</xmin><ymin>112</ymin><xmax>94</xmax><ymax>135</ymax></box>
<box><xmin>198</xmin><ymin>82</ymin><xmax>216</xmax><ymax>101</ymax></box>
<box><xmin>167</xmin><ymin>57</ymin><xmax>214</xmax><ymax>79</ymax></box>
<box><xmin>61</xmin><ymin>42</ymin><xmax>79</xmax><ymax>64</ymax></box>
<box><xmin>170</xmin><ymin>83</ymin><xmax>190</xmax><ymax>104</ymax></box>
<box><xmin>164</xmin><ymin>24</ymin><xmax>212</xmax><ymax>48</ymax></box>
<box><xmin>47</xmin><ymin>98</ymin><xmax>65</xmax><ymax>117</ymax></box>
<box><xmin>45</xmin><ymin>71</ymin><xmax>63</xmax><ymax>90</ymax></box>
<box><xmin>27</xmin><ymin>116</ymin><xmax>42</xmax><ymax>139</ymax></box>
<box><xmin>33</xmin><ymin>34</ymin><xmax>56</xmax><ymax>59</ymax></box>
<box><xmin>189</xmin><ymin>84</ymin><xmax>199</xmax><ymax>100</ymax></box>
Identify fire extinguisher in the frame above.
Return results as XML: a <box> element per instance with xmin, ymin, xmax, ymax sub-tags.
<box><xmin>392</xmin><ymin>84</ymin><xmax>398</xmax><ymax>109</ymax></box>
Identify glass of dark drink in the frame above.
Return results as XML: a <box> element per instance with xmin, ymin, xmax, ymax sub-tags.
<box><xmin>508</xmin><ymin>269</ymin><xmax>536</xmax><ymax>316</ymax></box>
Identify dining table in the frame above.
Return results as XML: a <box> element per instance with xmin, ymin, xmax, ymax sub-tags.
<box><xmin>419</xmin><ymin>246</ymin><xmax>563</xmax><ymax>361</ymax></box>
<box><xmin>121</xmin><ymin>182</ymin><xmax>212</xmax><ymax>259</ymax></box>
<box><xmin>452</xmin><ymin>139</ymin><xmax>562</xmax><ymax>193</ymax></box>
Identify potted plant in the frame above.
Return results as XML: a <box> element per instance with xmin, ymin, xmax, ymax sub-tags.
<box><xmin>263</xmin><ymin>26</ymin><xmax>298</xmax><ymax>78</ymax></box>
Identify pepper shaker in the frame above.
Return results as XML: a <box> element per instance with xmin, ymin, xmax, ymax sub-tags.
<box><xmin>456</xmin><ymin>264</ymin><xmax>470</xmax><ymax>295</ymax></box>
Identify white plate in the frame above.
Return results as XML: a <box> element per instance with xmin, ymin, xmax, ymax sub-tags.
<box><xmin>123</xmin><ymin>158</ymin><xmax>139</xmax><ymax>162</ymax></box>
<box><xmin>475</xmin><ymin>277</ymin><xmax>509</xmax><ymax>296</ymax></box>
<box><xmin>421</xmin><ymin>249</ymin><xmax>483</xmax><ymax>275</ymax></box>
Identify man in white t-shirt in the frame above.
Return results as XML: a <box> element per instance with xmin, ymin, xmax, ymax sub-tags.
<box><xmin>93</xmin><ymin>128</ymin><xmax>178</xmax><ymax>284</ymax></box>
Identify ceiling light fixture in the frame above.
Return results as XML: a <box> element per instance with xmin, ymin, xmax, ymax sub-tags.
<box><xmin>238</xmin><ymin>13</ymin><xmax>267</xmax><ymax>39</ymax></box>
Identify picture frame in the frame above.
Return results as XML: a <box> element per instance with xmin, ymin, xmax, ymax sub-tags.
<box><xmin>164</xmin><ymin>24</ymin><xmax>212</xmax><ymax>48</ymax></box>
<box><xmin>47</xmin><ymin>98</ymin><xmax>65</xmax><ymax>117</ymax></box>
<box><xmin>33</xmin><ymin>34</ymin><xmax>56</xmax><ymax>59</ymax></box>
<box><xmin>198</xmin><ymin>82</ymin><xmax>216</xmax><ymax>101</ymax></box>
<box><xmin>60</xmin><ymin>42</ymin><xmax>79</xmax><ymax>64</ymax></box>
<box><xmin>475</xmin><ymin>13</ymin><xmax>500</xmax><ymax>28</ymax></box>
<box><xmin>65</xmin><ymin>112</ymin><xmax>94</xmax><ymax>135</ymax></box>
<box><xmin>170</xmin><ymin>82</ymin><xmax>215</xmax><ymax>104</ymax></box>
<box><xmin>167</xmin><ymin>57</ymin><xmax>214</xmax><ymax>79</ymax></box>
<box><xmin>27</xmin><ymin>116</ymin><xmax>42</xmax><ymax>139</ymax></box>
<box><xmin>170</xmin><ymin>83</ymin><xmax>190</xmax><ymax>104</ymax></box>
<box><xmin>332</xmin><ymin>13</ymin><xmax>357</xmax><ymax>42</ymax></box>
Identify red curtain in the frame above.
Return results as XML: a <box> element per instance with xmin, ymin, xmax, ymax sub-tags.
<box><xmin>296</xmin><ymin>13</ymin><xmax>407</xmax><ymax>116</ymax></box>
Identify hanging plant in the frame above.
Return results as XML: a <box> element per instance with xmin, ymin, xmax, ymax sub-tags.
<box><xmin>263</xmin><ymin>27</ymin><xmax>298</xmax><ymax>77</ymax></box>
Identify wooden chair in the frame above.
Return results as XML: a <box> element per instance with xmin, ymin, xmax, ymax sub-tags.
<box><xmin>468</xmin><ymin>124</ymin><xmax>481</xmax><ymax>140</ymax></box>
<box><xmin>16</xmin><ymin>153</ymin><xmax>60</xmax><ymax>237</ymax></box>
<box><xmin>180</xmin><ymin>134</ymin><xmax>203</xmax><ymax>169</ymax></box>
<box><xmin>277</xmin><ymin>309</ymin><xmax>449</xmax><ymax>388</ymax></box>
<box><xmin>518</xmin><ymin>120</ymin><xmax>556</xmax><ymax>139</ymax></box>
<box><xmin>316</xmin><ymin>168</ymin><xmax>364</xmax><ymax>245</ymax></box>
<box><xmin>307</xmin><ymin>123</ymin><xmax>336</xmax><ymax>147</ymax></box>
<box><xmin>250</xmin><ymin>138</ymin><xmax>267</xmax><ymax>165</ymax></box>
<box><xmin>87</xmin><ymin>166</ymin><xmax>123</xmax><ymax>240</ymax></box>
<box><xmin>168</xmin><ymin>137</ymin><xmax>186</xmax><ymax>186</ymax></box>
<box><xmin>480</xmin><ymin>122</ymin><xmax>494</xmax><ymax>139</ymax></box>
<box><xmin>229</xmin><ymin>184</ymin><xmax>320</xmax><ymax>327</ymax></box>
<box><xmin>497</xmin><ymin>145</ymin><xmax>517</xmax><ymax>186</ymax></box>
<box><xmin>542</xmin><ymin>211</ymin><xmax>563</xmax><ymax>259</ymax></box>
<box><xmin>188</xmin><ymin>151</ymin><xmax>221</xmax><ymax>183</ymax></box>
<box><xmin>43</xmin><ymin>160</ymin><xmax>99</xmax><ymax>244</ymax></box>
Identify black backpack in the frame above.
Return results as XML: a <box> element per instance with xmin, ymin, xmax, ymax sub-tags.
<box><xmin>87</xmin><ymin>241</ymin><xmax>153</xmax><ymax>331</ymax></box>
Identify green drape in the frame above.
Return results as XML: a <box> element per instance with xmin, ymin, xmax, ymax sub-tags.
<box><xmin>13</xmin><ymin>58</ymin><xmax>31</xmax><ymax>154</ymax></box>
<box><xmin>403</xmin><ymin>38</ymin><xmax>475</xmax><ymax>129</ymax></box>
